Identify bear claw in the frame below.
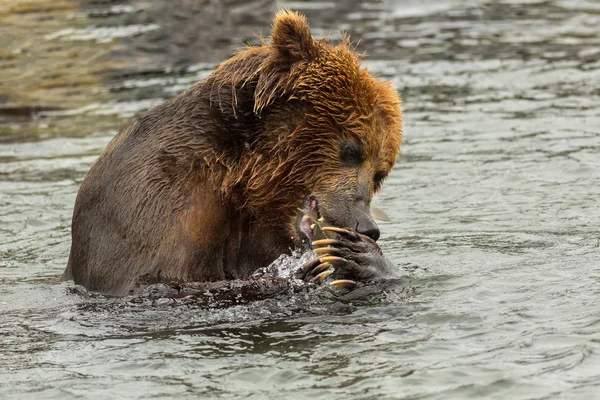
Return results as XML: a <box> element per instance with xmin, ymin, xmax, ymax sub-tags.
<box><xmin>319</xmin><ymin>256</ymin><xmax>344</xmax><ymax>264</ymax></box>
<box><xmin>312</xmin><ymin>262</ymin><xmax>332</xmax><ymax>275</ymax></box>
<box><xmin>330</xmin><ymin>279</ymin><xmax>357</xmax><ymax>289</ymax></box>
<box><xmin>311</xmin><ymin>239</ymin><xmax>339</xmax><ymax>246</ymax></box>
<box><xmin>312</xmin><ymin>268</ymin><xmax>334</xmax><ymax>283</ymax></box>
<box><xmin>321</xmin><ymin>226</ymin><xmax>361</xmax><ymax>241</ymax></box>
<box><xmin>312</xmin><ymin>246</ymin><xmax>339</xmax><ymax>254</ymax></box>
<box><xmin>321</xmin><ymin>226</ymin><xmax>351</xmax><ymax>235</ymax></box>
<box><xmin>298</xmin><ymin>256</ymin><xmax>323</xmax><ymax>277</ymax></box>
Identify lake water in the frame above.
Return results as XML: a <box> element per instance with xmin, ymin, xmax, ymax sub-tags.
<box><xmin>1</xmin><ymin>0</ymin><xmax>599</xmax><ymax>399</ymax></box>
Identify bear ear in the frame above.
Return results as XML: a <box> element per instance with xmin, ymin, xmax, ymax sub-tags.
<box><xmin>271</xmin><ymin>10</ymin><xmax>317</xmax><ymax>61</ymax></box>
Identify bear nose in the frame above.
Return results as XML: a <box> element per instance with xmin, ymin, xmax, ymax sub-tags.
<box><xmin>356</xmin><ymin>218</ymin><xmax>380</xmax><ymax>241</ymax></box>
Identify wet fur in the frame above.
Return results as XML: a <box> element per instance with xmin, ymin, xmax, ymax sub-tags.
<box><xmin>65</xmin><ymin>11</ymin><xmax>403</xmax><ymax>295</ymax></box>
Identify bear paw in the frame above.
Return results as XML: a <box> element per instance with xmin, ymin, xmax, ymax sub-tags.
<box><xmin>296</xmin><ymin>226</ymin><xmax>394</xmax><ymax>289</ymax></box>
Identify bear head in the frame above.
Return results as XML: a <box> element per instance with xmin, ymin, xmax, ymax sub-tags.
<box><xmin>210</xmin><ymin>10</ymin><xmax>403</xmax><ymax>245</ymax></box>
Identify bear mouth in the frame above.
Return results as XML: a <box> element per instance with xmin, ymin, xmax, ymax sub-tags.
<box><xmin>297</xmin><ymin>196</ymin><xmax>320</xmax><ymax>243</ymax></box>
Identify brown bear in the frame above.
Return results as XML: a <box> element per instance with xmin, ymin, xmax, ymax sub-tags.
<box><xmin>63</xmin><ymin>11</ymin><xmax>403</xmax><ymax>296</ymax></box>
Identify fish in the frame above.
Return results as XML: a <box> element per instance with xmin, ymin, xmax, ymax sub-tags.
<box><xmin>297</xmin><ymin>207</ymin><xmax>336</xmax><ymax>244</ymax></box>
<box><xmin>370</xmin><ymin>206</ymin><xmax>390</xmax><ymax>222</ymax></box>
<box><xmin>299</xmin><ymin>205</ymin><xmax>390</xmax><ymax>243</ymax></box>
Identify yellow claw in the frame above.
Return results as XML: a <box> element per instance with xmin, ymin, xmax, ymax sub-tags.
<box><xmin>312</xmin><ymin>262</ymin><xmax>331</xmax><ymax>274</ymax></box>
<box><xmin>321</xmin><ymin>226</ymin><xmax>350</xmax><ymax>234</ymax></box>
<box><xmin>312</xmin><ymin>239</ymin><xmax>337</xmax><ymax>246</ymax></box>
<box><xmin>299</xmin><ymin>257</ymin><xmax>323</xmax><ymax>275</ymax></box>
<box><xmin>330</xmin><ymin>279</ymin><xmax>357</xmax><ymax>289</ymax></box>
<box><xmin>319</xmin><ymin>256</ymin><xmax>343</xmax><ymax>264</ymax></box>
<box><xmin>313</xmin><ymin>247</ymin><xmax>335</xmax><ymax>254</ymax></box>
<box><xmin>313</xmin><ymin>268</ymin><xmax>334</xmax><ymax>282</ymax></box>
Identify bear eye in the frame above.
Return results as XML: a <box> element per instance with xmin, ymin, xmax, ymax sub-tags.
<box><xmin>339</xmin><ymin>141</ymin><xmax>363</xmax><ymax>167</ymax></box>
<box><xmin>374</xmin><ymin>170</ymin><xmax>388</xmax><ymax>185</ymax></box>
